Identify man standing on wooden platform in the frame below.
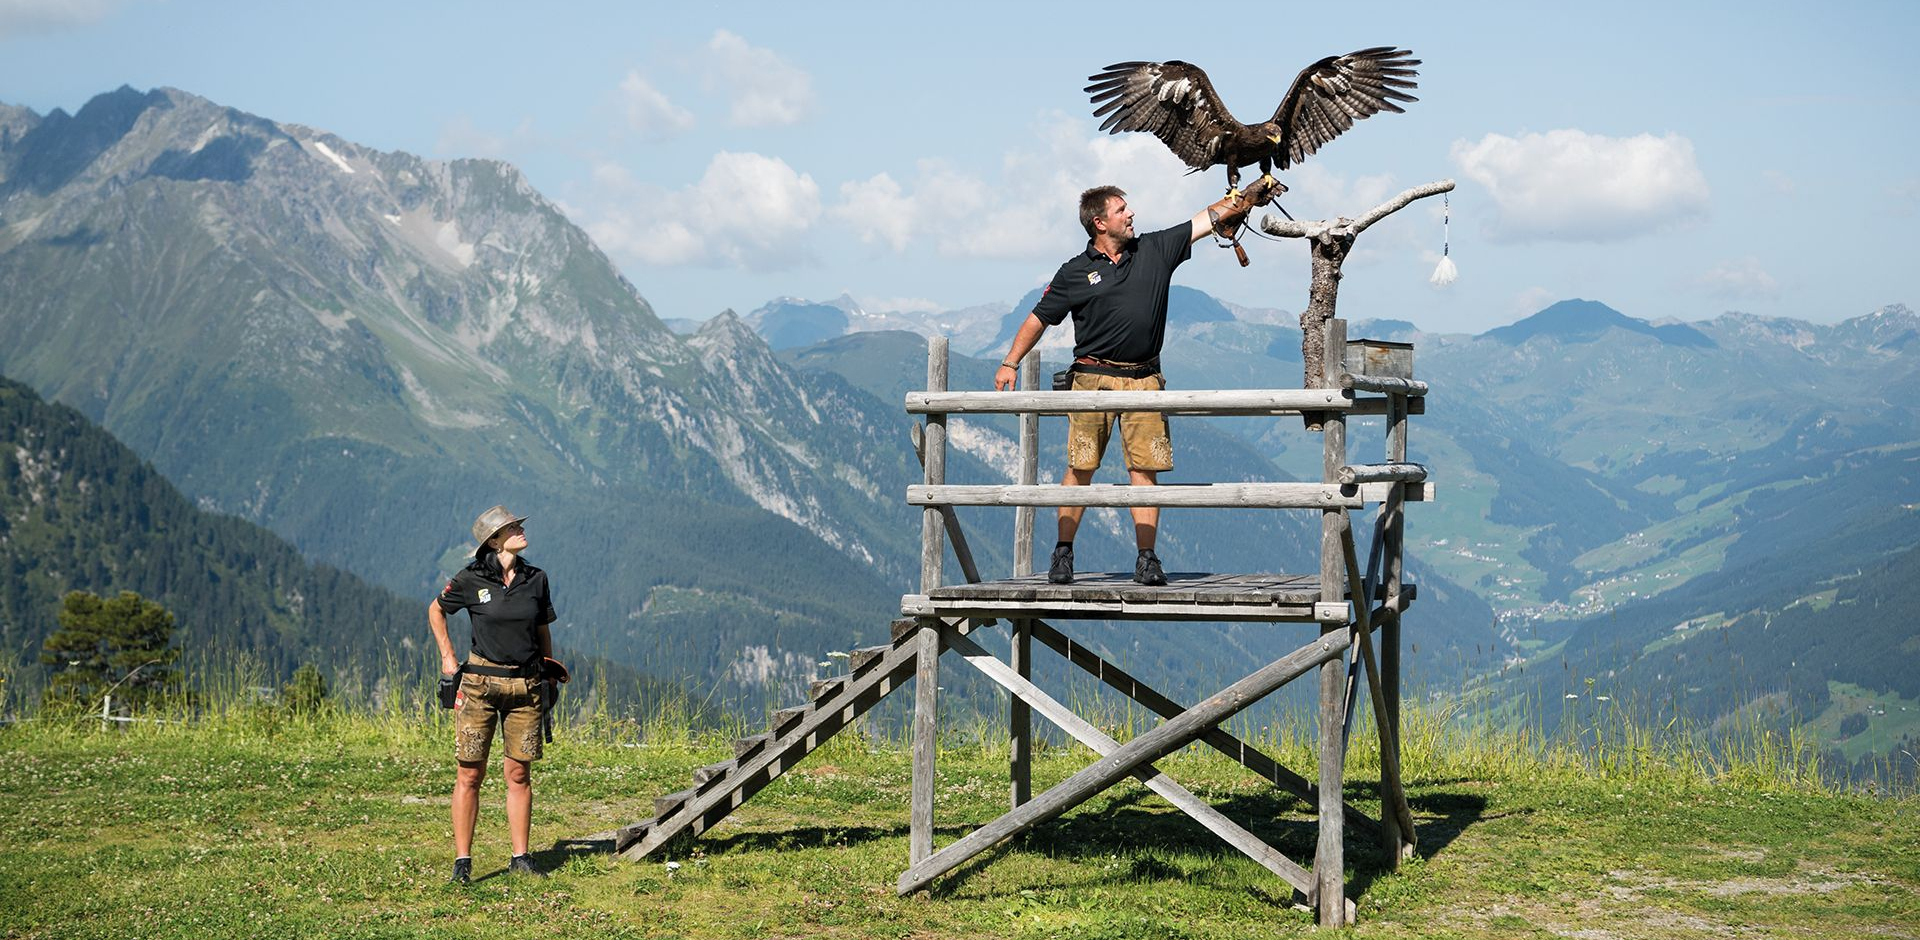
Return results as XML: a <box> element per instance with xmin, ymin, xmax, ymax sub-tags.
<box><xmin>993</xmin><ymin>180</ymin><xmax>1277</xmax><ymax>585</ymax></box>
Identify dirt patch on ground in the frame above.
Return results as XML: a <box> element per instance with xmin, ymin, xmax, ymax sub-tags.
<box><xmin>1606</xmin><ymin>863</ymin><xmax>1882</xmax><ymax>898</ymax></box>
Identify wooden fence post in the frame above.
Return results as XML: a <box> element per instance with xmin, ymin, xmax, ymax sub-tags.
<box><xmin>912</xmin><ymin>336</ymin><xmax>949</xmax><ymax>867</ymax></box>
<box><xmin>1012</xmin><ymin>351</ymin><xmax>1038</xmax><ymax>808</ymax></box>
<box><xmin>1316</xmin><ymin>318</ymin><xmax>1351</xmax><ymax>926</ymax></box>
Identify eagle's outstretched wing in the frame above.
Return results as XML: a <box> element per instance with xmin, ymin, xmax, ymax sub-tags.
<box><xmin>1086</xmin><ymin>61</ymin><xmax>1244</xmax><ymax>172</ymax></box>
<box><xmin>1270</xmin><ymin>47</ymin><xmax>1420</xmax><ymax>170</ymax></box>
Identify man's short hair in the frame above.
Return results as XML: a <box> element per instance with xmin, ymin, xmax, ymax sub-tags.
<box><xmin>1079</xmin><ymin>185</ymin><xmax>1126</xmax><ymax>237</ymax></box>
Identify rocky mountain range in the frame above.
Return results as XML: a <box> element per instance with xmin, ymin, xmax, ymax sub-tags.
<box><xmin>4</xmin><ymin>86</ymin><xmax>1913</xmax><ymax>766</ymax></box>
<box><xmin>0</xmin><ymin>86</ymin><xmax>960</xmax><ymax>704</ymax></box>
<box><xmin>758</xmin><ymin>292</ymin><xmax>1920</xmax><ymax>769</ymax></box>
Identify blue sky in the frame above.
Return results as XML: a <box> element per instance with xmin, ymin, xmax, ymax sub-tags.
<box><xmin>3</xmin><ymin>0</ymin><xmax>1915</xmax><ymax>333</ymax></box>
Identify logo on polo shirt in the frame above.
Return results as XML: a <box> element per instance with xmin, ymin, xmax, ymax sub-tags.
<box><xmin>1086</xmin><ymin>271</ymin><xmax>1102</xmax><ymax>285</ymax></box>
<box><xmin>477</xmin><ymin>588</ymin><xmax>492</xmax><ymax>604</ymax></box>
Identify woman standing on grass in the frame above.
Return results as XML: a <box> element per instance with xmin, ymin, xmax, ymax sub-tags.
<box><xmin>427</xmin><ymin>504</ymin><xmax>557</xmax><ymax>884</ymax></box>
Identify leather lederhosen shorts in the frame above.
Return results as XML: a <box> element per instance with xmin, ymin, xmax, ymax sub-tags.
<box><xmin>454</xmin><ymin>654</ymin><xmax>546</xmax><ymax>763</ymax></box>
<box><xmin>1066</xmin><ymin>371</ymin><xmax>1173</xmax><ymax>472</ymax></box>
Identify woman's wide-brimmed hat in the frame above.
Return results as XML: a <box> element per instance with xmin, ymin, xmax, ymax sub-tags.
<box><xmin>470</xmin><ymin>504</ymin><xmax>528</xmax><ymax>556</ymax></box>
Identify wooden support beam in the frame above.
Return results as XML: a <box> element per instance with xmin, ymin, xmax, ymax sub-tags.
<box><xmin>1337</xmin><ymin>463</ymin><xmax>1427</xmax><ymax>485</ymax></box>
<box><xmin>1338</xmin><ymin>373</ymin><xmax>1429</xmax><ymax>395</ymax></box>
<box><xmin>1028</xmin><ymin>619</ymin><xmax>1381</xmax><ymax>836</ymax></box>
<box><xmin>1316</xmin><ymin>317</ymin><xmax>1352</xmax><ymax>927</ymax></box>
<box><xmin>943</xmin><ymin>625</ymin><xmax>1317</xmax><ymax>898</ymax></box>
<box><xmin>910</xmin><ymin>482</ymin><xmax>1362</xmax><ymax>509</ymax></box>
<box><xmin>1012</xmin><ymin>352</ymin><xmax>1038</xmax><ymax>809</ymax></box>
<box><xmin>1340</xmin><ymin>513</ymin><xmax>1418</xmax><ymax>862</ymax></box>
<box><xmin>1383</xmin><ymin>393</ymin><xmax>1409</xmax><ymax>826</ymax></box>
<box><xmin>906</xmin><ymin>388</ymin><xmax>1352</xmax><ymax>415</ymax></box>
<box><xmin>895</xmin><ymin>629</ymin><xmax>1353</xmax><ymax>896</ymax></box>
<box><xmin>912</xmin><ymin>337</ymin><xmax>948</xmax><ymax>868</ymax></box>
<box><xmin>936</xmin><ymin>506</ymin><xmax>984</xmax><ymax>585</ymax></box>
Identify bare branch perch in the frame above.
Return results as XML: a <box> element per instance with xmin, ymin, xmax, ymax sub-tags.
<box><xmin>1259</xmin><ymin>179</ymin><xmax>1455</xmax><ymax>240</ymax></box>
<box><xmin>1257</xmin><ymin>178</ymin><xmax>1455</xmax><ymax>418</ymax></box>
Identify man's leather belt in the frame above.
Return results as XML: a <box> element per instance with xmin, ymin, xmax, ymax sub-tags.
<box><xmin>1070</xmin><ymin>356</ymin><xmax>1160</xmax><ymax>379</ymax></box>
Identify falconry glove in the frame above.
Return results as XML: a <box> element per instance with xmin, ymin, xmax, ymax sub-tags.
<box><xmin>1206</xmin><ymin>175</ymin><xmax>1287</xmax><ymax>266</ymax></box>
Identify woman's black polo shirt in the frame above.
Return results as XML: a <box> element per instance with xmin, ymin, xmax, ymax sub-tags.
<box><xmin>1031</xmin><ymin>222</ymin><xmax>1193</xmax><ymax>364</ymax></box>
<box><xmin>436</xmin><ymin>553</ymin><xmax>556</xmax><ymax>667</ymax></box>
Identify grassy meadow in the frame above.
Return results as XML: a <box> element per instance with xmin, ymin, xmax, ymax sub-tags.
<box><xmin>1</xmin><ymin>686</ymin><xmax>1915</xmax><ymax>940</ymax></box>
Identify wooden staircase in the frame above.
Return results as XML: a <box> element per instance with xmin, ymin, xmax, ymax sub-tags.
<box><xmin>607</xmin><ymin>618</ymin><xmax>929</xmax><ymax>860</ymax></box>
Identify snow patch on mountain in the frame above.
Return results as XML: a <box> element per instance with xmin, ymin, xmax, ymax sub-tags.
<box><xmin>308</xmin><ymin>139</ymin><xmax>355</xmax><ymax>174</ymax></box>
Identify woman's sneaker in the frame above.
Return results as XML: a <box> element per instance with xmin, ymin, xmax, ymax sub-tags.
<box><xmin>450</xmin><ymin>857</ymin><xmax>472</xmax><ymax>885</ymax></box>
<box><xmin>508</xmin><ymin>854</ymin><xmax>546</xmax><ymax>877</ymax></box>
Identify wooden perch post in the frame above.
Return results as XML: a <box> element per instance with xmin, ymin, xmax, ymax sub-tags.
<box><xmin>1260</xmin><ymin>179</ymin><xmax>1455</xmax><ymax>401</ymax></box>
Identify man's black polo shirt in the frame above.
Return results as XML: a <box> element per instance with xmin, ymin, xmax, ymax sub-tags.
<box><xmin>1031</xmin><ymin>222</ymin><xmax>1192</xmax><ymax>364</ymax></box>
<box><xmin>436</xmin><ymin>553</ymin><xmax>556</xmax><ymax>666</ymax></box>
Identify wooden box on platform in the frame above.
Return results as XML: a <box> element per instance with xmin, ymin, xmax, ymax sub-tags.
<box><xmin>1344</xmin><ymin>338</ymin><xmax>1414</xmax><ymax>380</ymax></box>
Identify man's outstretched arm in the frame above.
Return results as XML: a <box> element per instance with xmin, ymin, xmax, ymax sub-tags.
<box><xmin>994</xmin><ymin>314</ymin><xmax>1050</xmax><ymax>391</ymax></box>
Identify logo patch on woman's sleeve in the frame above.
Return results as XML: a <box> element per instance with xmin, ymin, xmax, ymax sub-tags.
<box><xmin>477</xmin><ymin>588</ymin><xmax>492</xmax><ymax>604</ymax></box>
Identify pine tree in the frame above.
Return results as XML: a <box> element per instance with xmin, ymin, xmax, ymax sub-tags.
<box><xmin>39</xmin><ymin>591</ymin><xmax>179</xmax><ymax>711</ymax></box>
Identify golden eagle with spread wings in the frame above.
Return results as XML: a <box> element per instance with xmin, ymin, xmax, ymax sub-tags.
<box><xmin>1087</xmin><ymin>47</ymin><xmax>1419</xmax><ymax>196</ymax></box>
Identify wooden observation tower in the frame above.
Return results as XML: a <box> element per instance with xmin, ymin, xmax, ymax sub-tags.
<box><xmin>600</xmin><ymin>183</ymin><xmax>1448</xmax><ymax>929</ymax></box>
<box><xmin>895</xmin><ymin>320</ymin><xmax>1427</xmax><ymax>925</ymax></box>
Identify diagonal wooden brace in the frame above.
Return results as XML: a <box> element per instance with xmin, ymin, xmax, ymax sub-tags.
<box><xmin>943</xmin><ymin>624</ymin><xmax>1317</xmax><ymax>897</ymax></box>
<box><xmin>1338</xmin><ymin>510</ymin><xmax>1418</xmax><ymax>861</ymax></box>
<box><xmin>1027</xmin><ymin>618</ymin><xmax>1381</xmax><ymax>837</ymax></box>
<box><xmin>897</xmin><ymin>628</ymin><xmax>1353</xmax><ymax>896</ymax></box>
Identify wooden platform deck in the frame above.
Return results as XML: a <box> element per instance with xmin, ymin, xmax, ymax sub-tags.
<box><xmin>902</xmin><ymin>572</ymin><xmax>1415</xmax><ymax>622</ymax></box>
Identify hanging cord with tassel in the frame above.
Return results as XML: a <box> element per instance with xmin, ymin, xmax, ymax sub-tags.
<box><xmin>1429</xmin><ymin>193</ymin><xmax>1457</xmax><ymax>286</ymax></box>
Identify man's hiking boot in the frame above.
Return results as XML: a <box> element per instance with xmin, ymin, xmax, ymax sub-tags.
<box><xmin>1134</xmin><ymin>550</ymin><xmax>1168</xmax><ymax>586</ymax></box>
<box><xmin>1048</xmin><ymin>544</ymin><xmax>1074</xmax><ymax>584</ymax></box>
<box><xmin>450</xmin><ymin>857</ymin><xmax>472</xmax><ymax>885</ymax></box>
<box><xmin>508</xmin><ymin>854</ymin><xmax>546</xmax><ymax>878</ymax></box>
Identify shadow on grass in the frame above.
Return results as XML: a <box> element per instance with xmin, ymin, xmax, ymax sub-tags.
<box><xmin>546</xmin><ymin>780</ymin><xmax>1488</xmax><ymax>909</ymax></box>
<box><xmin>925</xmin><ymin>782</ymin><xmax>1487</xmax><ymax>905</ymax></box>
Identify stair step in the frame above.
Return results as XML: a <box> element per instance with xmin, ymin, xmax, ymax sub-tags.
<box><xmin>654</xmin><ymin>786</ymin><xmax>698</xmax><ymax>819</ymax></box>
<box><xmin>613</xmin><ymin>820</ymin><xmax>652</xmax><ymax>853</ymax></box>
<box><xmin>771</xmin><ymin>705</ymin><xmax>809</xmax><ymax>735</ymax></box>
<box><xmin>733</xmin><ymin>733</ymin><xmax>773</xmax><ymax>760</ymax></box>
<box><xmin>809</xmin><ymin>676</ymin><xmax>847</xmax><ymax>701</ymax></box>
<box><xmin>850</xmin><ymin>645</ymin><xmax>891</xmax><ymax>674</ymax></box>
<box><xmin>692</xmin><ymin>760</ymin><xmax>735</xmax><ymax>786</ymax></box>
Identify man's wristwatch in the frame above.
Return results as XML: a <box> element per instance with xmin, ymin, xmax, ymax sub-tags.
<box><xmin>1000</xmin><ymin>362</ymin><xmax>1017</xmax><ymax>370</ymax></box>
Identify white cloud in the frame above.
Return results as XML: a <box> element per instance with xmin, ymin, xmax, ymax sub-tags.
<box><xmin>1761</xmin><ymin>170</ymin><xmax>1796</xmax><ymax>197</ymax></box>
<box><xmin>619</xmin><ymin>71</ymin><xmax>694</xmax><ymax>140</ymax></box>
<box><xmin>0</xmin><ymin>0</ymin><xmax>119</xmax><ymax>38</ymax></box>
<box><xmin>826</xmin><ymin>114</ymin><xmax>1436</xmax><ymax>273</ymax></box>
<box><xmin>833</xmin><ymin>173</ymin><xmax>915</xmax><ymax>251</ymax></box>
<box><xmin>854</xmin><ymin>294</ymin><xmax>943</xmax><ymax>314</ymax></box>
<box><xmin>704</xmin><ymin>30</ymin><xmax>813</xmax><ymax>127</ymax></box>
<box><xmin>1890</xmin><ymin>178</ymin><xmax>1920</xmax><ymax>217</ymax></box>
<box><xmin>1512</xmin><ymin>286</ymin><xmax>1557</xmax><ymax>319</ymax></box>
<box><xmin>828</xmin><ymin>113</ymin><xmax>1213</xmax><ymax>262</ymax></box>
<box><xmin>1694</xmin><ymin>257</ymin><xmax>1779</xmax><ymax>300</ymax></box>
<box><xmin>1451</xmin><ymin>129</ymin><xmax>1710</xmax><ymax>242</ymax></box>
<box><xmin>585</xmin><ymin>151</ymin><xmax>821</xmax><ymax>270</ymax></box>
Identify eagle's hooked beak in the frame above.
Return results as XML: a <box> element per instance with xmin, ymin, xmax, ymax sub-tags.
<box><xmin>1267</xmin><ymin>133</ymin><xmax>1283</xmax><ymax>146</ymax></box>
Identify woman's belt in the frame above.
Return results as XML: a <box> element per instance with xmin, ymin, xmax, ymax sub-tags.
<box><xmin>462</xmin><ymin>658</ymin><xmax>541</xmax><ymax>678</ymax></box>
